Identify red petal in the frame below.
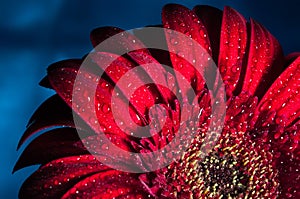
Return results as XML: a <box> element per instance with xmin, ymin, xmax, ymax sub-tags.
<box><xmin>280</xmin><ymin>121</ymin><xmax>300</xmax><ymax>154</ymax></box>
<box><xmin>79</xmin><ymin>134</ymin><xmax>146</xmax><ymax>171</ymax></box>
<box><xmin>19</xmin><ymin>155</ymin><xmax>109</xmax><ymax>199</ymax></box>
<box><xmin>61</xmin><ymin>171</ymin><xmax>150</xmax><ymax>199</ymax></box>
<box><xmin>90</xmin><ymin>26</ymin><xmax>130</xmax><ymax>52</ymax></box>
<box><xmin>39</xmin><ymin>76</ymin><xmax>52</xmax><ymax>89</ymax></box>
<box><xmin>285</xmin><ymin>52</ymin><xmax>300</xmax><ymax>65</ymax></box>
<box><xmin>162</xmin><ymin>4</ymin><xmax>211</xmax><ymax>54</ymax></box>
<box><xmin>132</xmin><ymin>26</ymin><xmax>172</xmax><ymax>67</ymax></box>
<box><xmin>217</xmin><ymin>7</ymin><xmax>248</xmax><ymax>96</ymax></box>
<box><xmin>47</xmin><ymin>59</ymin><xmax>134</xmax><ymax>138</ymax></box>
<box><xmin>91</xmin><ymin>52</ymin><xmax>160</xmax><ymax>125</ymax></box>
<box><xmin>193</xmin><ymin>5</ymin><xmax>222</xmax><ymax>62</ymax></box>
<box><xmin>242</xmin><ymin>19</ymin><xmax>285</xmax><ymax>98</ymax></box>
<box><xmin>17</xmin><ymin>95</ymin><xmax>78</xmax><ymax>148</ymax></box>
<box><xmin>277</xmin><ymin>152</ymin><xmax>300</xmax><ymax>198</ymax></box>
<box><xmin>26</xmin><ymin>95</ymin><xmax>66</xmax><ymax>126</ymax></box>
<box><xmin>127</xmin><ymin>50</ymin><xmax>174</xmax><ymax>105</ymax></box>
<box><xmin>162</xmin><ymin>4</ymin><xmax>212</xmax><ymax>95</ymax></box>
<box><xmin>225</xmin><ymin>92</ymin><xmax>258</xmax><ymax>133</ymax></box>
<box><xmin>14</xmin><ymin>128</ymin><xmax>89</xmax><ymax>172</ymax></box>
<box><xmin>258</xmin><ymin>56</ymin><xmax>300</xmax><ymax>126</ymax></box>
<box><xmin>90</xmin><ymin>26</ymin><xmax>173</xmax><ymax>104</ymax></box>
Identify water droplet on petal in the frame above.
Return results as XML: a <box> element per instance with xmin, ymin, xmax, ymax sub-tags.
<box><xmin>187</xmin><ymin>40</ymin><xmax>193</xmax><ymax>46</ymax></box>
<box><xmin>231</xmin><ymin>66</ymin><xmax>239</xmax><ymax>73</ymax></box>
<box><xmin>101</xmin><ymin>104</ymin><xmax>111</xmax><ymax>113</ymax></box>
<box><xmin>177</xmin><ymin>51</ymin><xmax>185</xmax><ymax>58</ymax></box>
<box><xmin>177</xmin><ymin>61</ymin><xmax>184</xmax><ymax>69</ymax></box>
<box><xmin>100</xmin><ymin>82</ymin><xmax>109</xmax><ymax>88</ymax></box>
<box><xmin>89</xmin><ymin>116</ymin><xmax>98</xmax><ymax>125</ymax></box>
<box><xmin>170</xmin><ymin>38</ymin><xmax>179</xmax><ymax>45</ymax></box>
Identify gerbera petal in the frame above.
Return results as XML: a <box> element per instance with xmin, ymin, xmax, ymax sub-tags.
<box><xmin>277</xmin><ymin>152</ymin><xmax>300</xmax><ymax>198</ymax></box>
<box><xmin>19</xmin><ymin>155</ymin><xmax>109</xmax><ymax>199</ymax></box>
<box><xmin>90</xmin><ymin>26</ymin><xmax>136</xmax><ymax>53</ymax></box>
<box><xmin>242</xmin><ymin>19</ymin><xmax>285</xmax><ymax>98</ymax></box>
<box><xmin>132</xmin><ymin>25</ymin><xmax>172</xmax><ymax>66</ymax></box>
<box><xmin>39</xmin><ymin>76</ymin><xmax>53</xmax><ymax>89</ymax></box>
<box><xmin>90</xmin><ymin>26</ymin><xmax>173</xmax><ymax>104</ymax></box>
<box><xmin>79</xmin><ymin>134</ymin><xmax>143</xmax><ymax>168</ymax></box>
<box><xmin>286</xmin><ymin>124</ymin><xmax>299</xmax><ymax>145</ymax></box>
<box><xmin>47</xmin><ymin>59</ymin><xmax>134</xmax><ymax>137</ymax></box>
<box><xmin>193</xmin><ymin>5</ymin><xmax>222</xmax><ymax>62</ymax></box>
<box><xmin>61</xmin><ymin>171</ymin><xmax>151</xmax><ymax>199</ymax></box>
<box><xmin>286</xmin><ymin>52</ymin><xmax>300</xmax><ymax>65</ymax></box>
<box><xmin>17</xmin><ymin>95</ymin><xmax>78</xmax><ymax>148</ymax></box>
<box><xmin>162</xmin><ymin>4</ymin><xmax>211</xmax><ymax>54</ymax></box>
<box><xmin>14</xmin><ymin>128</ymin><xmax>89</xmax><ymax>172</ymax></box>
<box><xmin>225</xmin><ymin>92</ymin><xmax>258</xmax><ymax>133</ymax></box>
<box><xmin>91</xmin><ymin>52</ymin><xmax>161</xmax><ymax>125</ymax></box>
<box><xmin>217</xmin><ymin>7</ymin><xmax>248</xmax><ymax>96</ymax></box>
<box><xmin>162</xmin><ymin>4</ymin><xmax>213</xmax><ymax>95</ymax></box>
<box><xmin>258</xmin><ymin>56</ymin><xmax>300</xmax><ymax>126</ymax></box>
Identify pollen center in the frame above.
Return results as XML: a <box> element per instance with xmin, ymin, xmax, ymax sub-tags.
<box><xmin>164</xmin><ymin>131</ymin><xmax>280</xmax><ymax>198</ymax></box>
<box><xmin>198</xmin><ymin>153</ymin><xmax>248</xmax><ymax>198</ymax></box>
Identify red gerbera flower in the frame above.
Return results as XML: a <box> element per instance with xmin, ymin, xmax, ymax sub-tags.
<box><xmin>15</xmin><ymin>4</ymin><xmax>300</xmax><ymax>199</ymax></box>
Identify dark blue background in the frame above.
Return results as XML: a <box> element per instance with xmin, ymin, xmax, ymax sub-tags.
<box><xmin>1</xmin><ymin>0</ymin><xmax>299</xmax><ymax>198</ymax></box>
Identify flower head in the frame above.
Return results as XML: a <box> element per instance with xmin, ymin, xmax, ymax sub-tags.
<box><xmin>15</xmin><ymin>4</ymin><xmax>299</xmax><ymax>198</ymax></box>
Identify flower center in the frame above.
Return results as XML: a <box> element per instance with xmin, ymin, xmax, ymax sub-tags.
<box><xmin>198</xmin><ymin>153</ymin><xmax>248</xmax><ymax>198</ymax></box>
<box><xmin>162</xmin><ymin>132</ymin><xmax>280</xmax><ymax>198</ymax></box>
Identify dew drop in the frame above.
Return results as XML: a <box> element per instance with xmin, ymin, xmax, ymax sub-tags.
<box><xmin>166</xmin><ymin>29</ymin><xmax>173</xmax><ymax>34</ymax></box>
<box><xmin>89</xmin><ymin>116</ymin><xmax>98</xmax><ymax>125</ymax></box>
<box><xmin>177</xmin><ymin>51</ymin><xmax>185</xmax><ymax>58</ymax></box>
<box><xmin>231</xmin><ymin>66</ymin><xmax>239</xmax><ymax>73</ymax></box>
<box><xmin>100</xmin><ymin>82</ymin><xmax>109</xmax><ymax>88</ymax></box>
<box><xmin>101</xmin><ymin>104</ymin><xmax>111</xmax><ymax>113</ymax></box>
<box><xmin>177</xmin><ymin>62</ymin><xmax>184</xmax><ymax>69</ymax></box>
<box><xmin>193</xmin><ymin>18</ymin><xmax>201</xmax><ymax>24</ymax></box>
<box><xmin>187</xmin><ymin>40</ymin><xmax>193</xmax><ymax>46</ymax></box>
<box><xmin>170</xmin><ymin>38</ymin><xmax>179</xmax><ymax>45</ymax></box>
<box><xmin>252</xmin><ymin>57</ymin><xmax>258</xmax><ymax>63</ymax></box>
<box><xmin>180</xmin><ymin>22</ymin><xmax>186</xmax><ymax>27</ymax></box>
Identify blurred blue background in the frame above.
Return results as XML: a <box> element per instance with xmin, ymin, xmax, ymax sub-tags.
<box><xmin>1</xmin><ymin>0</ymin><xmax>299</xmax><ymax>198</ymax></box>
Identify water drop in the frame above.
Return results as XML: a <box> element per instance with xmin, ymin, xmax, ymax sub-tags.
<box><xmin>100</xmin><ymin>82</ymin><xmax>109</xmax><ymax>88</ymax></box>
<box><xmin>101</xmin><ymin>104</ymin><xmax>111</xmax><ymax>113</ymax></box>
<box><xmin>187</xmin><ymin>40</ymin><xmax>193</xmax><ymax>46</ymax></box>
<box><xmin>177</xmin><ymin>62</ymin><xmax>184</xmax><ymax>69</ymax></box>
<box><xmin>89</xmin><ymin>116</ymin><xmax>98</xmax><ymax>125</ymax></box>
<box><xmin>170</xmin><ymin>38</ymin><xmax>179</xmax><ymax>45</ymax></box>
<box><xmin>231</xmin><ymin>66</ymin><xmax>239</xmax><ymax>73</ymax></box>
<box><xmin>177</xmin><ymin>51</ymin><xmax>185</xmax><ymax>58</ymax></box>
